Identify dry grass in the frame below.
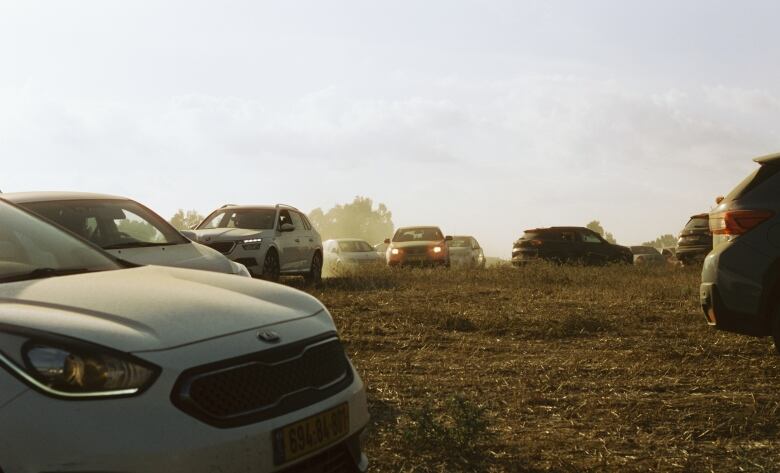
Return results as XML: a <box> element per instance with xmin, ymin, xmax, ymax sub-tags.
<box><xmin>292</xmin><ymin>263</ymin><xmax>780</xmax><ymax>472</ymax></box>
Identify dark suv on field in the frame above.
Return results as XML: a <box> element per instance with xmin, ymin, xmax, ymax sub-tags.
<box><xmin>701</xmin><ymin>152</ymin><xmax>780</xmax><ymax>350</ymax></box>
<box><xmin>675</xmin><ymin>213</ymin><xmax>712</xmax><ymax>266</ymax></box>
<box><xmin>512</xmin><ymin>226</ymin><xmax>632</xmax><ymax>265</ymax></box>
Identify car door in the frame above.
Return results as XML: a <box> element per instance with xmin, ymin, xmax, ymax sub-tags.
<box><xmin>579</xmin><ymin>230</ymin><xmax>608</xmax><ymax>263</ymax></box>
<box><xmin>289</xmin><ymin>211</ymin><xmax>311</xmax><ymax>270</ymax></box>
<box><xmin>276</xmin><ymin>209</ymin><xmax>299</xmax><ymax>272</ymax></box>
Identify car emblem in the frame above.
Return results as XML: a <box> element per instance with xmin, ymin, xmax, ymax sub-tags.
<box><xmin>257</xmin><ymin>330</ymin><xmax>280</xmax><ymax>343</ymax></box>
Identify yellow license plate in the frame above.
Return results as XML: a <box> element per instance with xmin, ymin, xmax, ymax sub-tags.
<box><xmin>273</xmin><ymin>403</ymin><xmax>350</xmax><ymax>465</ymax></box>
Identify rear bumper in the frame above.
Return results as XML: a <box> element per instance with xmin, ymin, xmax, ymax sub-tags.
<box><xmin>676</xmin><ymin>245</ymin><xmax>711</xmax><ymax>260</ymax></box>
<box><xmin>700</xmin><ymin>282</ymin><xmax>770</xmax><ymax>336</ymax></box>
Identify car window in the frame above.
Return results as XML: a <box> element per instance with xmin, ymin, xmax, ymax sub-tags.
<box><xmin>338</xmin><ymin>241</ymin><xmax>373</xmax><ymax>252</ymax></box>
<box><xmin>299</xmin><ymin>213</ymin><xmax>312</xmax><ymax>231</ymax></box>
<box><xmin>289</xmin><ymin>211</ymin><xmax>305</xmax><ymax>231</ymax></box>
<box><xmin>471</xmin><ymin>238</ymin><xmax>480</xmax><ymax>250</ymax></box>
<box><xmin>684</xmin><ymin>217</ymin><xmax>710</xmax><ymax>231</ymax></box>
<box><xmin>278</xmin><ymin>210</ymin><xmax>293</xmax><ymax>229</ymax></box>
<box><xmin>23</xmin><ymin>199</ymin><xmax>187</xmax><ymax>249</ymax></box>
<box><xmin>0</xmin><ymin>201</ymin><xmax>120</xmax><ymax>283</ymax></box>
<box><xmin>448</xmin><ymin>237</ymin><xmax>470</xmax><ymax>248</ymax></box>
<box><xmin>393</xmin><ymin>227</ymin><xmax>444</xmax><ymax>242</ymax></box>
<box><xmin>199</xmin><ymin>209</ymin><xmax>277</xmax><ymax>230</ymax></box>
<box><xmin>581</xmin><ymin>232</ymin><xmax>603</xmax><ymax>244</ymax></box>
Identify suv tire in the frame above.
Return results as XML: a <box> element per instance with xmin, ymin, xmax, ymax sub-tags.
<box><xmin>261</xmin><ymin>249</ymin><xmax>280</xmax><ymax>282</ymax></box>
<box><xmin>304</xmin><ymin>252</ymin><xmax>322</xmax><ymax>285</ymax></box>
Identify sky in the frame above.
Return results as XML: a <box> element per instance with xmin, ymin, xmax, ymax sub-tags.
<box><xmin>2</xmin><ymin>0</ymin><xmax>779</xmax><ymax>257</ymax></box>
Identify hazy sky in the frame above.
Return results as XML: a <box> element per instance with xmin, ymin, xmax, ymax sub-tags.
<box><xmin>2</xmin><ymin>0</ymin><xmax>779</xmax><ymax>257</ymax></box>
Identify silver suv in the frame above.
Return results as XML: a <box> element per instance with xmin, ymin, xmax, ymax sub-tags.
<box><xmin>190</xmin><ymin>204</ymin><xmax>323</xmax><ymax>283</ymax></box>
<box><xmin>701</xmin><ymin>152</ymin><xmax>780</xmax><ymax>350</ymax></box>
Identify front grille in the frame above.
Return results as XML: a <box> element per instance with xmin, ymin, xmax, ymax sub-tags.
<box><xmin>205</xmin><ymin>241</ymin><xmax>236</xmax><ymax>254</ymax></box>
<box><xmin>403</xmin><ymin>246</ymin><xmax>429</xmax><ymax>255</ymax></box>
<box><xmin>172</xmin><ymin>335</ymin><xmax>353</xmax><ymax>428</ymax></box>
<box><xmin>280</xmin><ymin>442</ymin><xmax>360</xmax><ymax>473</ymax></box>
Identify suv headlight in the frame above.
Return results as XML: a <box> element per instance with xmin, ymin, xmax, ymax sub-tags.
<box><xmin>241</xmin><ymin>238</ymin><xmax>263</xmax><ymax>251</ymax></box>
<box><xmin>0</xmin><ymin>331</ymin><xmax>159</xmax><ymax>399</ymax></box>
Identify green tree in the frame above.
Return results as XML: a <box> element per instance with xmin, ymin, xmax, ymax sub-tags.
<box><xmin>309</xmin><ymin>196</ymin><xmax>394</xmax><ymax>244</ymax></box>
<box><xmin>169</xmin><ymin>209</ymin><xmax>205</xmax><ymax>230</ymax></box>
<box><xmin>642</xmin><ymin>234</ymin><xmax>677</xmax><ymax>249</ymax></box>
<box><xmin>586</xmin><ymin>220</ymin><xmax>617</xmax><ymax>244</ymax></box>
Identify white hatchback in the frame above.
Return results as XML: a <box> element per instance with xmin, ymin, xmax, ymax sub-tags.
<box><xmin>2</xmin><ymin>192</ymin><xmax>250</xmax><ymax>277</ymax></box>
<box><xmin>0</xmin><ymin>199</ymin><xmax>370</xmax><ymax>472</ymax></box>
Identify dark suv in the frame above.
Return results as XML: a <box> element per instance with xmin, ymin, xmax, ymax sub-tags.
<box><xmin>512</xmin><ymin>226</ymin><xmax>632</xmax><ymax>265</ymax></box>
<box><xmin>675</xmin><ymin>213</ymin><xmax>712</xmax><ymax>266</ymax></box>
<box><xmin>701</xmin><ymin>152</ymin><xmax>780</xmax><ymax>350</ymax></box>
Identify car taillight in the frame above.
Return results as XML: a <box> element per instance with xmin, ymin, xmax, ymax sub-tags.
<box><xmin>710</xmin><ymin>210</ymin><xmax>774</xmax><ymax>236</ymax></box>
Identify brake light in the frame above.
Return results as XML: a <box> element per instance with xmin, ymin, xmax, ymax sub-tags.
<box><xmin>711</xmin><ymin>210</ymin><xmax>774</xmax><ymax>235</ymax></box>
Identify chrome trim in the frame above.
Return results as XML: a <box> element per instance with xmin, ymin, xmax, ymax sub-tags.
<box><xmin>0</xmin><ymin>351</ymin><xmax>139</xmax><ymax>398</ymax></box>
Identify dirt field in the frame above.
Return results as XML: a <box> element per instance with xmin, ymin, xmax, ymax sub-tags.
<box><xmin>293</xmin><ymin>263</ymin><xmax>780</xmax><ymax>472</ymax></box>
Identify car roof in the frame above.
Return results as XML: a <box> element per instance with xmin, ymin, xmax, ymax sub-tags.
<box><xmin>326</xmin><ymin>238</ymin><xmax>369</xmax><ymax>243</ymax></box>
<box><xmin>754</xmin><ymin>151</ymin><xmax>780</xmax><ymax>164</ymax></box>
<box><xmin>0</xmin><ymin>191</ymin><xmax>129</xmax><ymax>203</ymax></box>
<box><xmin>219</xmin><ymin>204</ymin><xmax>299</xmax><ymax>211</ymax></box>
<box><xmin>397</xmin><ymin>225</ymin><xmax>442</xmax><ymax>231</ymax></box>
<box><xmin>690</xmin><ymin>213</ymin><xmax>709</xmax><ymax>219</ymax></box>
<box><xmin>524</xmin><ymin>226</ymin><xmax>589</xmax><ymax>232</ymax></box>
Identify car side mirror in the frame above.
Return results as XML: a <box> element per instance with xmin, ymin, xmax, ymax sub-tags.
<box><xmin>384</xmin><ymin>238</ymin><xmax>390</xmax><ymax>244</ymax></box>
<box><xmin>445</xmin><ymin>235</ymin><xmax>453</xmax><ymax>241</ymax></box>
<box><xmin>280</xmin><ymin>223</ymin><xmax>295</xmax><ymax>232</ymax></box>
<box><xmin>180</xmin><ymin>230</ymin><xmax>197</xmax><ymax>241</ymax></box>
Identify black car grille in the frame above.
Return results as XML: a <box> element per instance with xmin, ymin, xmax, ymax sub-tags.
<box><xmin>403</xmin><ymin>245</ymin><xmax>429</xmax><ymax>255</ymax></box>
<box><xmin>280</xmin><ymin>442</ymin><xmax>360</xmax><ymax>473</ymax></box>
<box><xmin>172</xmin><ymin>335</ymin><xmax>353</xmax><ymax>428</ymax></box>
<box><xmin>205</xmin><ymin>241</ymin><xmax>236</xmax><ymax>254</ymax></box>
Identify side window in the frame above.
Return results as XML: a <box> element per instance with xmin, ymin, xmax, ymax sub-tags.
<box><xmin>278</xmin><ymin>210</ymin><xmax>292</xmax><ymax>229</ymax></box>
<box><xmin>471</xmin><ymin>238</ymin><xmax>479</xmax><ymax>250</ymax></box>
<box><xmin>580</xmin><ymin>232</ymin><xmax>602</xmax><ymax>244</ymax></box>
<box><xmin>560</xmin><ymin>231</ymin><xmax>576</xmax><ymax>242</ymax></box>
<box><xmin>299</xmin><ymin>213</ymin><xmax>312</xmax><ymax>231</ymax></box>
<box><xmin>289</xmin><ymin>212</ymin><xmax>304</xmax><ymax>231</ymax></box>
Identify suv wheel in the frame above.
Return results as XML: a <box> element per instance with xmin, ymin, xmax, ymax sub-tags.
<box><xmin>304</xmin><ymin>252</ymin><xmax>322</xmax><ymax>285</ymax></box>
<box><xmin>261</xmin><ymin>249</ymin><xmax>280</xmax><ymax>282</ymax></box>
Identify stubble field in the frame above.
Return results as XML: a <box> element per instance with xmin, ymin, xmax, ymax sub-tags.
<box><xmin>293</xmin><ymin>263</ymin><xmax>780</xmax><ymax>472</ymax></box>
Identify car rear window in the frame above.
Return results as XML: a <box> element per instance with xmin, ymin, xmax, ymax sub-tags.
<box><xmin>684</xmin><ymin>216</ymin><xmax>709</xmax><ymax>231</ymax></box>
<box><xmin>522</xmin><ymin>230</ymin><xmax>575</xmax><ymax>241</ymax></box>
<box><xmin>724</xmin><ymin>162</ymin><xmax>780</xmax><ymax>202</ymax></box>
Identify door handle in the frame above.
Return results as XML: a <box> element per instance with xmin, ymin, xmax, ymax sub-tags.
<box><xmin>309</xmin><ymin>238</ymin><xmax>313</xmax><ymax>242</ymax></box>
<box><xmin>295</xmin><ymin>238</ymin><xmax>300</xmax><ymax>243</ymax></box>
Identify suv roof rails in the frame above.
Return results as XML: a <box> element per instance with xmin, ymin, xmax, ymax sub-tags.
<box><xmin>275</xmin><ymin>203</ymin><xmax>300</xmax><ymax>211</ymax></box>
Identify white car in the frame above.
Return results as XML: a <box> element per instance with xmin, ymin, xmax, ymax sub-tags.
<box><xmin>446</xmin><ymin>235</ymin><xmax>486</xmax><ymax>269</ymax></box>
<box><xmin>3</xmin><ymin>192</ymin><xmax>250</xmax><ymax>277</ymax></box>
<box><xmin>192</xmin><ymin>204</ymin><xmax>323</xmax><ymax>283</ymax></box>
<box><xmin>323</xmin><ymin>239</ymin><xmax>383</xmax><ymax>272</ymax></box>
<box><xmin>0</xmin><ymin>198</ymin><xmax>369</xmax><ymax>472</ymax></box>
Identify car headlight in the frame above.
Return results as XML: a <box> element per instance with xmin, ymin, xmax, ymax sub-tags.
<box><xmin>433</xmin><ymin>246</ymin><xmax>442</xmax><ymax>253</ymax></box>
<box><xmin>0</xmin><ymin>332</ymin><xmax>158</xmax><ymax>399</ymax></box>
<box><xmin>241</xmin><ymin>238</ymin><xmax>263</xmax><ymax>251</ymax></box>
<box><xmin>391</xmin><ymin>248</ymin><xmax>400</xmax><ymax>255</ymax></box>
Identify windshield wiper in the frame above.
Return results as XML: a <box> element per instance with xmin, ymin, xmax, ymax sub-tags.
<box><xmin>0</xmin><ymin>267</ymin><xmax>107</xmax><ymax>283</ymax></box>
<box><xmin>103</xmin><ymin>241</ymin><xmax>178</xmax><ymax>250</ymax></box>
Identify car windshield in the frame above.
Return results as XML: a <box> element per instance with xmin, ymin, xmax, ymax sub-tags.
<box><xmin>631</xmin><ymin>246</ymin><xmax>658</xmax><ymax>255</ymax></box>
<box><xmin>338</xmin><ymin>241</ymin><xmax>373</xmax><ymax>252</ymax></box>
<box><xmin>684</xmin><ymin>216</ymin><xmax>710</xmax><ymax>231</ymax></box>
<box><xmin>199</xmin><ymin>209</ymin><xmax>277</xmax><ymax>230</ymax></box>
<box><xmin>23</xmin><ymin>199</ymin><xmax>188</xmax><ymax>250</ymax></box>
<box><xmin>393</xmin><ymin>227</ymin><xmax>443</xmax><ymax>242</ymax></box>
<box><xmin>0</xmin><ymin>200</ymin><xmax>121</xmax><ymax>283</ymax></box>
<box><xmin>448</xmin><ymin>238</ymin><xmax>471</xmax><ymax>248</ymax></box>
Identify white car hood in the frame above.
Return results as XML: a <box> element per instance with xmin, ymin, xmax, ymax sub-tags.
<box><xmin>0</xmin><ymin>266</ymin><xmax>327</xmax><ymax>352</ymax></box>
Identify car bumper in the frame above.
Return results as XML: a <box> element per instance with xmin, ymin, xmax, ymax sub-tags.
<box><xmin>387</xmin><ymin>254</ymin><xmax>448</xmax><ymax>266</ymax></box>
<box><xmin>699</xmin><ymin>245</ymin><xmax>770</xmax><ymax>337</ymax></box>
<box><xmin>0</xmin><ymin>324</ymin><xmax>370</xmax><ymax>473</ymax></box>
<box><xmin>675</xmin><ymin>245</ymin><xmax>711</xmax><ymax>260</ymax></box>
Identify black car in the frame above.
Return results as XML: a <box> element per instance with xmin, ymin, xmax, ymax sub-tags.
<box><xmin>512</xmin><ymin>226</ymin><xmax>633</xmax><ymax>265</ymax></box>
<box><xmin>675</xmin><ymin>213</ymin><xmax>712</xmax><ymax>266</ymax></box>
